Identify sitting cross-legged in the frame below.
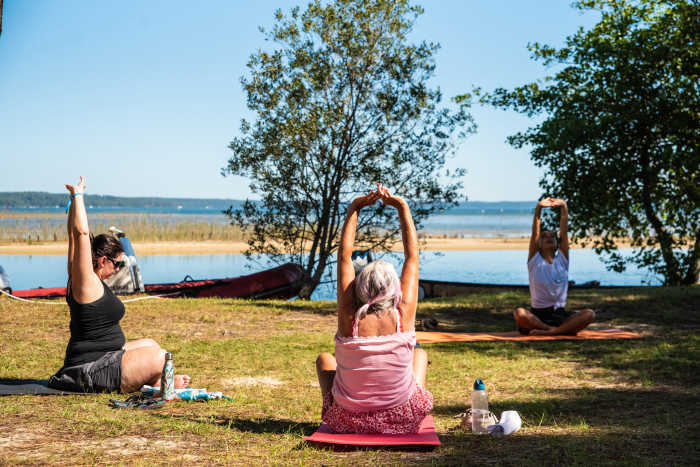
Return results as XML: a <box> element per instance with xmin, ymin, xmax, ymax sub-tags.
<box><xmin>48</xmin><ymin>176</ymin><xmax>191</xmax><ymax>394</ymax></box>
<box><xmin>315</xmin><ymin>184</ymin><xmax>433</xmax><ymax>434</ymax></box>
<box><xmin>513</xmin><ymin>198</ymin><xmax>595</xmax><ymax>336</ymax></box>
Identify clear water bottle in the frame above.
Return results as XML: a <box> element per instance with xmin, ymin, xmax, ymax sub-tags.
<box><xmin>471</xmin><ymin>379</ymin><xmax>489</xmax><ymax>434</ymax></box>
<box><xmin>160</xmin><ymin>352</ymin><xmax>174</xmax><ymax>402</ymax></box>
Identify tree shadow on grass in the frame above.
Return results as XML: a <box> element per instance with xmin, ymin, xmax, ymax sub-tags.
<box><xmin>428</xmin><ymin>429</ymin><xmax>700</xmax><ymax>467</ymax></box>
<box><xmin>427</xmin><ymin>386</ymin><xmax>700</xmax><ymax>466</ymax></box>
<box><xmin>424</xmin><ymin>331</ymin><xmax>700</xmax><ymax>387</ymax></box>
<box><xmin>151</xmin><ymin>412</ymin><xmax>318</xmax><ymax>436</ymax></box>
<box><xmin>244</xmin><ymin>299</ymin><xmax>338</xmax><ymax>317</ymax></box>
<box><xmin>415</xmin><ymin>287</ymin><xmax>700</xmax><ymax>335</ymax></box>
<box><xmin>431</xmin><ymin>387</ymin><xmax>700</xmax><ymax>431</ymax></box>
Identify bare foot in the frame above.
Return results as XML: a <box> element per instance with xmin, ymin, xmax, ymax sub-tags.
<box><xmin>530</xmin><ymin>328</ymin><xmax>556</xmax><ymax>336</ymax></box>
<box><xmin>175</xmin><ymin>375</ymin><xmax>191</xmax><ymax>389</ymax></box>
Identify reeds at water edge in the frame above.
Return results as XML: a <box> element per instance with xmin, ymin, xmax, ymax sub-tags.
<box><xmin>0</xmin><ymin>213</ymin><xmax>245</xmax><ymax>243</ymax></box>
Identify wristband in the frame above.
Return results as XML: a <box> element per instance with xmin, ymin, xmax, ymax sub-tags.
<box><xmin>66</xmin><ymin>193</ymin><xmax>83</xmax><ymax>213</ymax></box>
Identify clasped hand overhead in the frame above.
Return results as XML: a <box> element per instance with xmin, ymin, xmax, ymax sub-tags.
<box><xmin>537</xmin><ymin>197</ymin><xmax>566</xmax><ymax>209</ymax></box>
<box><xmin>353</xmin><ymin>183</ymin><xmax>404</xmax><ymax>209</ymax></box>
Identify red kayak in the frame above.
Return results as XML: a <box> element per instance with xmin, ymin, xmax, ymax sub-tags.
<box><xmin>12</xmin><ymin>287</ymin><xmax>68</xmax><ymax>300</ymax></box>
<box><xmin>144</xmin><ymin>263</ymin><xmax>303</xmax><ymax>299</ymax></box>
<box><xmin>12</xmin><ymin>263</ymin><xmax>303</xmax><ymax>300</ymax></box>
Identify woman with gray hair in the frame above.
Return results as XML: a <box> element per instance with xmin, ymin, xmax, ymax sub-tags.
<box><xmin>315</xmin><ymin>184</ymin><xmax>433</xmax><ymax>434</ymax></box>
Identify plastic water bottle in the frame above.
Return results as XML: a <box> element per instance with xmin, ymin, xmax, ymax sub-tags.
<box><xmin>160</xmin><ymin>352</ymin><xmax>174</xmax><ymax>402</ymax></box>
<box><xmin>471</xmin><ymin>379</ymin><xmax>489</xmax><ymax>434</ymax></box>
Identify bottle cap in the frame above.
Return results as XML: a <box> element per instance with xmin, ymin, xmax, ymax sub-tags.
<box><xmin>165</xmin><ymin>352</ymin><xmax>173</xmax><ymax>360</ymax></box>
<box><xmin>474</xmin><ymin>379</ymin><xmax>485</xmax><ymax>390</ymax></box>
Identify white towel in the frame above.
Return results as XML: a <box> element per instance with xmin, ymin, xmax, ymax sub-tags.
<box><xmin>487</xmin><ymin>410</ymin><xmax>521</xmax><ymax>436</ymax></box>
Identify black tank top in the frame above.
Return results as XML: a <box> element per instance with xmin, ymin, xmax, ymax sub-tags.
<box><xmin>64</xmin><ymin>279</ymin><xmax>126</xmax><ymax>367</ymax></box>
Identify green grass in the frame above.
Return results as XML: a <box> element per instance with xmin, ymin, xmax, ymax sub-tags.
<box><xmin>1</xmin><ymin>288</ymin><xmax>699</xmax><ymax>465</ymax></box>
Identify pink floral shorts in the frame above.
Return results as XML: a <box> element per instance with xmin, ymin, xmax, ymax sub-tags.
<box><xmin>321</xmin><ymin>384</ymin><xmax>434</xmax><ymax>434</ymax></box>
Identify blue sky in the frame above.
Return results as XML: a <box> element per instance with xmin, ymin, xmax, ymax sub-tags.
<box><xmin>0</xmin><ymin>1</ymin><xmax>600</xmax><ymax>201</ymax></box>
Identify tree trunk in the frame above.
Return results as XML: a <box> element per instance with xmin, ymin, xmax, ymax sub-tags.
<box><xmin>640</xmin><ymin>145</ymin><xmax>682</xmax><ymax>285</ymax></box>
<box><xmin>297</xmin><ymin>282</ymin><xmax>316</xmax><ymax>300</ymax></box>
<box><xmin>681</xmin><ymin>231</ymin><xmax>700</xmax><ymax>285</ymax></box>
<box><xmin>298</xmin><ymin>253</ymin><xmax>330</xmax><ymax>300</ymax></box>
<box><xmin>682</xmin><ymin>266</ymin><xmax>700</xmax><ymax>286</ymax></box>
<box><xmin>0</xmin><ymin>0</ymin><xmax>4</xmax><ymax>37</ymax></box>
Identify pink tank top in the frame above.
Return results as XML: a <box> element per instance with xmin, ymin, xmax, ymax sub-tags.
<box><xmin>332</xmin><ymin>307</ymin><xmax>417</xmax><ymax>411</ymax></box>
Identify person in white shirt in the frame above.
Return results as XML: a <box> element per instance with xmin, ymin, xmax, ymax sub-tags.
<box><xmin>513</xmin><ymin>198</ymin><xmax>595</xmax><ymax>336</ymax></box>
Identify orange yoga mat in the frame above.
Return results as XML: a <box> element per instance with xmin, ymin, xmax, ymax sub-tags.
<box><xmin>416</xmin><ymin>329</ymin><xmax>641</xmax><ymax>343</ymax></box>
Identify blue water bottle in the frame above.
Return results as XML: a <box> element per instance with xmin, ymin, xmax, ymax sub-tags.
<box><xmin>160</xmin><ymin>352</ymin><xmax>174</xmax><ymax>402</ymax></box>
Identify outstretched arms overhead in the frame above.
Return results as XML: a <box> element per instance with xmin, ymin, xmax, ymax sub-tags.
<box><xmin>336</xmin><ymin>184</ymin><xmax>420</xmax><ymax>335</ymax></box>
<box><xmin>551</xmin><ymin>198</ymin><xmax>569</xmax><ymax>260</ymax></box>
<box><xmin>64</xmin><ymin>176</ymin><xmax>103</xmax><ymax>303</ymax></box>
<box><xmin>528</xmin><ymin>197</ymin><xmax>569</xmax><ymax>262</ymax></box>
<box><xmin>337</xmin><ymin>188</ymin><xmax>382</xmax><ymax>337</ymax></box>
<box><xmin>529</xmin><ymin>199</ymin><xmax>552</xmax><ymax>262</ymax></box>
<box><xmin>377</xmin><ymin>185</ymin><xmax>419</xmax><ymax>331</ymax></box>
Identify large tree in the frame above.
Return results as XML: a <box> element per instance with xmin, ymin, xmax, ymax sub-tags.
<box><xmin>223</xmin><ymin>0</ymin><xmax>474</xmax><ymax>298</ymax></box>
<box><xmin>458</xmin><ymin>0</ymin><xmax>700</xmax><ymax>285</ymax></box>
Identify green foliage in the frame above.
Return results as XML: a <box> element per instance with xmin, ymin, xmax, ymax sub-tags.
<box><xmin>223</xmin><ymin>0</ymin><xmax>475</xmax><ymax>298</ymax></box>
<box><xmin>457</xmin><ymin>0</ymin><xmax>700</xmax><ymax>285</ymax></box>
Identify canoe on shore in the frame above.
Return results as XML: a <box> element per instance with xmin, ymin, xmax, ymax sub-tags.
<box><xmin>418</xmin><ymin>278</ymin><xmax>617</xmax><ymax>299</ymax></box>
<box><xmin>144</xmin><ymin>263</ymin><xmax>303</xmax><ymax>299</ymax></box>
<box><xmin>11</xmin><ymin>263</ymin><xmax>304</xmax><ymax>300</ymax></box>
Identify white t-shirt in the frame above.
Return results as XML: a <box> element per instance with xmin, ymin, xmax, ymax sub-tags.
<box><xmin>528</xmin><ymin>251</ymin><xmax>569</xmax><ymax>309</ymax></box>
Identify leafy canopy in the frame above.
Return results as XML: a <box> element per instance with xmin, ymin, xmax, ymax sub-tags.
<box><xmin>223</xmin><ymin>0</ymin><xmax>474</xmax><ymax>298</ymax></box>
<box><xmin>457</xmin><ymin>0</ymin><xmax>700</xmax><ymax>285</ymax></box>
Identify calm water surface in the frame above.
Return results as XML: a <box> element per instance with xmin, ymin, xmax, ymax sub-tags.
<box><xmin>1</xmin><ymin>249</ymin><xmax>660</xmax><ymax>301</ymax></box>
<box><xmin>2</xmin><ymin>204</ymin><xmax>536</xmax><ymax>238</ymax></box>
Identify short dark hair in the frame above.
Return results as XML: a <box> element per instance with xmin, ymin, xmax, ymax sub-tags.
<box><xmin>90</xmin><ymin>234</ymin><xmax>124</xmax><ymax>269</ymax></box>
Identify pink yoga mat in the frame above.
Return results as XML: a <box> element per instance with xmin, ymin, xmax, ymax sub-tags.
<box><xmin>304</xmin><ymin>415</ymin><xmax>440</xmax><ymax>448</ymax></box>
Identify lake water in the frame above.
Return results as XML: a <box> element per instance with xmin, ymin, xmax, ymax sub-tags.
<box><xmin>2</xmin><ymin>202</ymin><xmax>662</xmax><ymax>299</ymax></box>
<box><xmin>0</xmin><ymin>249</ymin><xmax>661</xmax><ymax>301</ymax></box>
<box><xmin>2</xmin><ymin>202</ymin><xmax>536</xmax><ymax>238</ymax></box>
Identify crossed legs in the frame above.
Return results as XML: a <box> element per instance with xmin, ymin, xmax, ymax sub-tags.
<box><xmin>513</xmin><ymin>308</ymin><xmax>595</xmax><ymax>336</ymax></box>
<box><xmin>316</xmin><ymin>348</ymin><xmax>428</xmax><ymax>399</ymax></box>
<box><xmin>120</xmin><ymin>338</ymin><xmax>191</xmax><ymax>393</ymax></box>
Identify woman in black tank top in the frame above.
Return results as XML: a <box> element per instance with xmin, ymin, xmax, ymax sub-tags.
<box><xmin>64</xmin><ymin>278</ymin><xmax>126</xmax><ymax>367</ymax></box>
<box><xmin>48</xmin><ymin>176</ymin><xmax>190</xmax><ymax>393</ymax></box>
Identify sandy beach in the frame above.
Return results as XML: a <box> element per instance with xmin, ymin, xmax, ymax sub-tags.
<box><xmin>0</xmin><ymin>237</ymin><xmax>633</xmax><ymax>256</ymax></box>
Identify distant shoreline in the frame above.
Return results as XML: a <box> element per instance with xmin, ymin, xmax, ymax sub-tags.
<box><xmin>0</xmin><ymin>237</ymin><xmax>635</xmax><ymax>256</ymax></box>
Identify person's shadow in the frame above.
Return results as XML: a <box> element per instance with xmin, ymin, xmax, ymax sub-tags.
<box><xmin>151</xmin><ymin>413</ymin><xmax>317</xmax><ymax>436</ymax></box>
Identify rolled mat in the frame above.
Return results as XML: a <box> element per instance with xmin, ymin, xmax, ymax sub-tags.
<box><xmin>304</xmin><ymin>415</ymin><xmax>440</xmax><ymax>451</ymax></box>
<box><xmin>416</xmin><ymin>329</ymin><xmax>641</xmax><ymax>343</ymax></box>
<box><xmin>0</xmin><ymin>380</ymin><xmax>91</xmax><ymax>396</ymax></box>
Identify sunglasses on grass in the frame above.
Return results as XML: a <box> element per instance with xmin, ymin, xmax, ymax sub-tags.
<box><xmin>107</xmin><ymin>258</ymin><xmax>126</xmax><ymax>269</ymax></box>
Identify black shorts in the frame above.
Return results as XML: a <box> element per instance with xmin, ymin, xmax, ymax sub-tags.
<box><xmin>48</xmin><ymin>349</ymin><xmax>125</xmax><ymax>393</ymax></box>
<box><xmin>519</xmin><ymin>306</ymin><xmax>571</xmax><ymax>335</ymax></box>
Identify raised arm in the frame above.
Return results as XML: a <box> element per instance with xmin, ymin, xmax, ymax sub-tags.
<box><xmin>66</xmin><ymin>197</ymin><xmax>75</xmax><ymax>277</ymax></box>
<box><xmin>529</xmin><ymin>198</ymin><xmax>554</xmax><ymax>262</ymax></box>
<box><xmin>337</xmin><ymin>189</ymin><xmax>381</xmax><ymax>336</ymax></box>
<box><xmin>65</xmin><ymin>177</ymin><xmax>102</xmax><ymax>303</ymax></box>
<box><xmin>378</xmin><ymin>185</ymin><xmax>419</xmax><ymax>331</ymax></box>
<box><xmin>552</xmin><ymin>198</ymin><xmax>569</xmax><ymax>260</ymax></box>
